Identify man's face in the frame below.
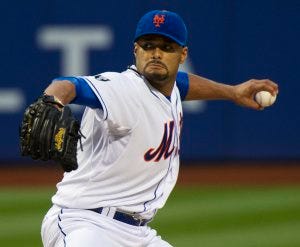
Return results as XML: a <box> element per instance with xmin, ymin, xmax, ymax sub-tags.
<box><xmin>134</xmin><ymin>35</ymin><xmax>188</xmax><ymax>85</ymax></box>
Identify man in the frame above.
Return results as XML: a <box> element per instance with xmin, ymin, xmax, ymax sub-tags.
<box><xmin>40</xmin><ymin>10</ymin><xmax>278</xmax><ymax>247</ymax></box>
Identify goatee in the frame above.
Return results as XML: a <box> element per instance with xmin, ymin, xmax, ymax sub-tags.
<box><xmin>144</xmin><ymin>71</ymin><xmax>168</xmax><ymax>83</ymax></box>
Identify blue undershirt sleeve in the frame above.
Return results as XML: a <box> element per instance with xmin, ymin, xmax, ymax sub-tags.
<box><xmin>53</xmin><ymin>76</ymin><xmax>102</xmax><ymax>109</ymax></box>
<box><xmin>176</xmin><ymin>71</ymin><xmax>189</xmax><ymax>101</ymax></box>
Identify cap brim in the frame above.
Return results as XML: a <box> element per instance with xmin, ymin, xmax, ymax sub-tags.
<box><xmin>134</xmin><ymin>32</ymin><xmax>186</xmax><ymax>47</ymax></box>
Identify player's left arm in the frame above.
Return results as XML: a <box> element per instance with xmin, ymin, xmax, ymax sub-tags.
<box><xmin>184</xmin><ymin>73</ymin><xmax>278</xmax><ymax>110</ymax></box>
<box><xmin>44</xmin><ymin>77</ymin><xmax>101</xmax><ymax>109</ymax></box>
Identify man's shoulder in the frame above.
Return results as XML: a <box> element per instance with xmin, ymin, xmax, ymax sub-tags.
<box><xmin>92</xmin><ymin>71</ymin><xmax>122</xmax><ymax>82</ymax></box>
<box><xmin>86</xmin><ymin>67</ymin><xmax>145</xmax><ymax>94</ymax></box>
<box><xmin>91</xmin><ymin>69</ymin><xmax>140</xmax><ymax>82</ymax></box>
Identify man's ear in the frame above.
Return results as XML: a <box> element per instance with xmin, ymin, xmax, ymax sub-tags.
<box><xmin>180</xmin><ymin>47</ymin><xmax>188</xmax><ymax>64</ymax></box>
<box><xmin>133</xmin><ymin>43</ymin><xmax>138</xmax><ymax>57</ymax></box>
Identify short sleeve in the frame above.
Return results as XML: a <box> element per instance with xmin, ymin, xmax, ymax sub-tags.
<box><xmin>176</xmin><ymin>71</ymin><xmax>189</xmax><ymax>100</ymax></box>
<box><xmin>81</xmin><ymin>73</ymin><xmax>139</xmax><ymax>129</ymax></box>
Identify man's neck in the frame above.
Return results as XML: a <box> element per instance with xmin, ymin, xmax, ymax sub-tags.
<box><xmin>147</xmin><ymin>79</ymin><xmax>175</xmax><ymax>97</ymax></box>
<box><xmin>130</xmin><ymin>65</ymin><xmax>176</xmax><ymax>96</ymax></box>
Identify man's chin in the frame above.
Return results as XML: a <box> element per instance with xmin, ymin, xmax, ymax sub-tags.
<box><xmin>144</xmin><ymin>72</ymin><xmax>168</xmax><ymax>82</ymax></box>
<box><xmin>143</xmin><ymin>69</ymin><xmax>168</xmax><ymax>82</ymax></box>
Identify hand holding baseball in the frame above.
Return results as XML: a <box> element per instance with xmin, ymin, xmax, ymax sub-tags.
<box><xmin>233</xmin><ymin>79</ymin><xmax>278</xmax><ymax>110</ymax></box>
<box><xmin>255</xmin><ymin>91</ymin><xmax>277</xmax><ymax>107</ymax></box>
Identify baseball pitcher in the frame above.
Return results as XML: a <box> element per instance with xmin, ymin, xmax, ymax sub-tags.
<box><xmin>20</xmin><ymin>10</ymin><xmax>278</xmax><ymax>247</ymax></box>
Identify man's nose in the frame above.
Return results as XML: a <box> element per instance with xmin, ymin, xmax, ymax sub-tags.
<box><xmin>151</xmin><ymin>47</ymin><xmax>162</xmax><ymax>59</ymax></box>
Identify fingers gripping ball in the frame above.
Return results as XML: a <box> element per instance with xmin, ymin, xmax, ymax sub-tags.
<box><xmin>255</xmin><ymin>91</ymin><xmax>277</xmax><ymax>107</ymax></box>
<box><xmin>19</xmin><ymin>95</ymin><xmax>84</xmax><ymax>172</ymax></box>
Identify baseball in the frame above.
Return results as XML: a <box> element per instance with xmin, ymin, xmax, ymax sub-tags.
<box><xmin>255</xmin><ymin>91</ymin><xmax>277</xmax><ymax>107</ymax></box>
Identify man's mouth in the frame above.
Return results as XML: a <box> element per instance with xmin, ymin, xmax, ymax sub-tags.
<box><xmin>146</xmin><ymin>61</ymin><xmax>166</xmax><ymax>69</ymax></box>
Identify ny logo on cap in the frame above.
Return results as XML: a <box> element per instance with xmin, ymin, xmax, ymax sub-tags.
<box><xmin>153</xmin><ymin>14</ymin><xmax>165</xmax><ymax>27</ymax></box>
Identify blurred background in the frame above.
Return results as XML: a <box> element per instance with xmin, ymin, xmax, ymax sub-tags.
<box><xmin>1</xmin><ymin>0</ymin><xmax>300</xmax><ymax>246</ymax></box>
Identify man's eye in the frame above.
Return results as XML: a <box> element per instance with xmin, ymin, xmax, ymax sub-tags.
<box><xmin>161</xmin><ymin>45</ymin><xmax>175</xmax><ymax>52</ymax></box>
<box><xmin>141</xmin><ymin>43</ymin><xmax>153</xmax><ymax>50</ymax></box>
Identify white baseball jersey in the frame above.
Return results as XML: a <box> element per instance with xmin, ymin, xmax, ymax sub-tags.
<box><xmin>52</xmin><ymin>66</ymin><xmax>183</xmax><ymax>220</ymax></box>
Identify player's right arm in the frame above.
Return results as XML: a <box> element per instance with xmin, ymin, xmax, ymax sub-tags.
<box><xmin>186</xmin><ymin>74</ymin><xmax>278</xmax><ymax>109</ymax></box>
<box><xmin>177</xmin><ymin>72</ymin><xmax>278</xmax><ymax>110</ymax></box>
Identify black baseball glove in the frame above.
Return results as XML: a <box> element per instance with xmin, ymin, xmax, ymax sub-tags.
<box><xmin>19</xmin><ymin>94</ymin><xmax>83</xmax><ymax>172</ymax></box>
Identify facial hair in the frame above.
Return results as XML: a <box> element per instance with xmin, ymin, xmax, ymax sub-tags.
<box><xmin>143</xmin><ymin>60</ymin><xmax>169</xmax><ymax>83</ymax></box>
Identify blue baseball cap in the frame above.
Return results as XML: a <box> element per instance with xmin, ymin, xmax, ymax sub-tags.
<box><xmin>134</xmin><ymin>10</ymin><xmax>188</xmax><ymax>47</ymax></box>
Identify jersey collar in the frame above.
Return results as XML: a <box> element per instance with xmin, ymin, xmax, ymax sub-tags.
<box><xmin>127</xmin><ymin>65</ymin><xmax>177</xmax><ymax>104</ymax></box>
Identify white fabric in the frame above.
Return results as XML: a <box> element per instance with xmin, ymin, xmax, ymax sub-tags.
<box><xmin>41</xmin><ymin>205</ymin><xmax>172</xmax><ymax>247</ymax></box>
<box><xmin>46</xmin><ymin>67</ymin><xmax>183</xmax><ymax>246</ymax></box>
<box><xmin>52</xmin><ymin>67</ymin><xmax>183</xmax><ymax>219</ymax></box>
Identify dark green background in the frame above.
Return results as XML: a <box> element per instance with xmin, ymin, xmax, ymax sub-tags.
<box><xmin>1</xmin><ymin>186</ymin><xmax>299</xmax><ymax>247</ymax></box>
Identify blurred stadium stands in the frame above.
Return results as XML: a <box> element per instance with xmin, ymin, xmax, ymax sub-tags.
<box><xmin>1</xmin><ymin>0</ymin><xmax>300</xmax><ymax>163</ymax></box>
